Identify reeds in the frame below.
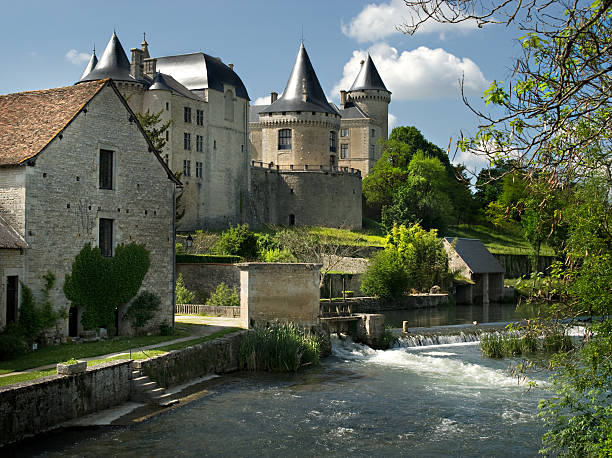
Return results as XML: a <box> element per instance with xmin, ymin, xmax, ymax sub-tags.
<box><xmin>480</xmin><ymin>332</ymin><xmax>572</xmax><ymax>358</ymax></box>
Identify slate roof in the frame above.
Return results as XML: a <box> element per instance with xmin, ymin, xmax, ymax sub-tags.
<box><xmin>339</xmin><ymin>103</ymin><xmax>368</xmax><ymax>119</ymax></box>
<box><xmin>79</xmin><ymin>32</ymin><xmax>145</xmax><ymax>84</ymax></box>
<box><xmin>80</xmin><ymin>51</ymin><xmax>98</xmax><ymax>80</ymax></box>
<box><xmin>261</xmin><ymin>43</ymin><xmax>337</xmax><ymax>115</ymax></box>
<box><xmin>0</xmin><ymin>80</ymin><xmax>107</xmax><ymax>166</ymax></box>
<box><xmin>349</xmin><ymin>54</ymin><xmax>389</xmax><ymax>92</ymax></box>
<box><xmin>0</xmin><ymin>215</ymin><xmax>27</xmax><ymax>249</ymax></box>
<box><xmin>149</xmin><ymin>72</ymin><xmax>202</xmax><ymax>100</ymax></box>
<box><xmin>155</xmin><ymin>52</ymin><xmax>249</xmax><ymax>99</ymax></box>
<box><xmin>444</xmin><ymin>237</ymin><xmax>505</xmax><ymax>274</ymax></box>
<box><xmin>249</xmin><ymin>104</ymin><xmax>268</xmax><ymax>123</ymax></box>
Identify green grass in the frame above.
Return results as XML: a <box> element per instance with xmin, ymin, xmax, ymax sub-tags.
<box><xmin>0</xmin><ymin>324</ymin><xmax>192</xmax><ymax>375</ymax></box>
<box><xmin>0</xmin><ymin>368</ymin><xmax>57</xmax><ymax>387</ymax></box>
<box><xmin>444</xmin><ymin>224</ymin><xmax>555</xmax><ymax>256</ymax></box>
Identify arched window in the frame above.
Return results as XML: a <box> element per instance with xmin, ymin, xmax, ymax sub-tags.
<box><xmin>224</xmin><ymin>90</ymin><xmax>234</xmax><ymax>121</ymax></box>
<box><xmin>329</xmin><ymin>131</ymin><xmax>337</xmax><ymax>152</ymax></box>
<box><xmin>278</xmin><ymin>129</ymin><xmax>292</xmax><ymax>150</ymax></box>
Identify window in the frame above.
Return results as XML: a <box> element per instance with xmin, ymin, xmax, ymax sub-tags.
<box><xmin>371</xmin><ymin>128</ymin><xmax>375</xmax><ymax>137</ymax></box>
<box><xmin>213</xmin><ymin>140</ymin><xmax>217</xmax><ymax>150</ymax></box>
<box><xmin>99</xmin><ymin>218</ymin><xmax>113</xmax><ymax>257</ymax></box>
<box><xmin>196</xmin><ymin>161</ymin><xmax>202</xmax><ymax>178</ymax></box>
<box><xmin>278</xmin><ymin>129</ymin><xmax>291</xmax><ymax>150</ymax></box>
<box><xmin>289</xmin><ymin>214</ymin><xmax>295</xmax><ymax>226</ymax></box>
<box><xmin>165</xmin><ymin>102</ymin><xmax>169</xmax><ymax>111</ymax></box>
<box><xmin>330</xmin><ymin>155</ymin><xmax>337</xmax><ymax>167</ymax></box>
<box><xmin>329</xmin><ymin>131</ymin><xmax>337</xmax><ymax>153</ymax></box>
<box><xmin>196</xmin><ymin>135</ymin><xmax>203</xmax><ymax>152</ymax></box>
<box><xmin>5</xmin><ymin>276</ymin><xmax>18</xmax><ymax>324</ymax></box>
<box><xmin>196</xmin><ymin>109</ymin><xmax>204</xmax><ymax>126</ymax></box>
<box><xmin>184</xmin><ymin>107</ymin><xmax>192</xmax><ymax>123</ymax></box>
<box><xmin>340</xmin><ymin>144</ymin><xmax>348</xmax><ymax>159</ymax></box>
<box><xmin>183</xmin><ymin>160</ymin><xmax>191</xmax><ymax>177</ymax></box>
<box><xmin>340</xmin><ymin>129</ymin><xmax>349</xmax><ymax>138</ymax></box>
<box><xmin>165</xmin><ymin>130</ymin><xmax>169</xmax><ymax>141</ymax></box>
<box><xmin>370</xmin><ymin>144</ymin><xmax>375</xmax><ymax>156</ymax></box>
<box><xmin>184</xmin><ymin>133</ymin><xmax>191</xmax><ymax>150</ymax></box>
<box><xmin>224</xmin><ymin>90</ymin><xmax>234</xmax><ymax>121</ymax></box>
<box><xmin>99</xmin><ymin>149</ymin><xmax>113</xmax><ymax>190</ymax></box>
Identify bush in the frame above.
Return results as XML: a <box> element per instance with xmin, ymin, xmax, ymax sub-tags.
<box><xmin>206</xmin><ymin>283</ymin><xmax>240</xmax><ymax>307</ymax></box>
<box><xmin>18</xmin><ymin>272</ymin><xmax>65</xmax><ymax>344</ymax></box>
<box><xmin>238</xmin><ymin>322</ymin><xmax>321</xmax><ymax>372</ymax></box>
<box><xmin>175</xmin><ymin>273</ymin><xmax>196</xmax><ymax>304</ymax></box>
<box><xmin>361</xmin><ymin>249</ymin><xmax>409</xmax><ymax>299</ymax></box>
<box><xmin>0</xmin><ymin>324</ymin><xmax>28</xmax><ymax>360</ymax></box>
<box><xmin>213</xmin><ymin>224</ymin><xmax>259</xmax><ymax>259</ymax></box>
<box><xmin>176</xmin><ymin>254</ymin><xmax>241</xmax><ymax>264</ymax></box>
<box><xmin>159</xmin><ymin>322</ymin><xmax>174</xmax><ymax>336</ymax></box>
<box><xmin>123</xmin><ymin>291</ymin><xmax>161</xmax><ymax>333</ymax></box>
<box><xmin>543</xmin><ymin>333</ymin><xmax>573</xmax><ymax>353</ymax></box>
<box><xmin>261</xmin><ymin>248</ymin><xmax>297</xmax><ymax>263</ymax></box>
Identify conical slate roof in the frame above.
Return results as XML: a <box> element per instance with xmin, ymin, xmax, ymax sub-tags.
<box><xmin>349</xmin><ymin>54</ymin><xmax>389</xmax><ymax>92</ymax></box>
<box><xmin>149</xmin><ymin>72</ymin><xmax>201</xmax><ymax>100</ymax></box>
<box><xmin>78</xmin><ymin>32</ymin><xmax>137</xmax><ymax>83</ymax></box>
<box><xmin>80</xmin><ymin>50</ymin><xmax>98</xmax><ymax>80</ymax></box>
<box><xmin>261</xmin><ymin>43</ymin><xmax>336</xmax><ymax>115</ymax></box>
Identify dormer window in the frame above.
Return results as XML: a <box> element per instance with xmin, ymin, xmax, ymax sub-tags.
<box><xmin>278</xmin><ymin>129</ymin><xmax>291</xmax><ymax>150</ymax></box>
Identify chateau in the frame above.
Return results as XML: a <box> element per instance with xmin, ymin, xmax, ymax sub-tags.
<box><xmin>77</xmin><ymin>33</ymin><xmax>390</xmax><ymax>230</ymax></box>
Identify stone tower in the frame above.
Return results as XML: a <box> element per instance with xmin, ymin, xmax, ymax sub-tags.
<box><xmin>258</xmin><ymin>43</ymin><xmax>341</xmax><ymax>168</ymax></box>
<box><xmin>345</xmin><ymin>54</ymin><xmax>391</xmax><ymax>141</ymax></box>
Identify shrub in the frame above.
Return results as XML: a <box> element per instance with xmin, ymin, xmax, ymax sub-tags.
<box><xmin>159</xmin><ymin>322</ymin><xmax>174</xmax><ymax>336</ymax></box>
<box><xmin>238</xmin><ymin>322</ymin><xmax>321</xmax><ymax>372</ymax></box>
<box><xmin>543</xmin><ymin>333</ymin><xmax>573</xmax><ymax>353</ymax></box>
<box><xmin>261</xmin><ymin>248</ymin><xmax>297</xmax><ymax>263</ymax></box>
<box><xmin>175</xmin><ymin>273</ymin><xmax>196</xmax><ymax>304</ymax></box>
<box><xmin>191</xmin><ymin>230</ymin><xmax>219</xmax><ymax>254</ymax></box>
<box><xmin>206</xmin><ymin>283</ymin><xmax>240</xmax><ymax>307</ymax></box>
<box><xmin>255</xmin><ymin>232</ymin><xmax>280</xmax><ymax>253</ymax></box>
<box><xmin>18</xmin><ymin>272</ymin><xmax>65</xmax><ymax>344</ymax></box>
<box><xmin>123</xmin><ymin>291</ymin><xmax>161</xmax><ymax>333</ymax></box>
<box><xmin>361</xmin><ymin>249</ymin><xmax>409</xmax><ymax>299</ymax></box>
<box><xmin>213</xmin><ymin>224</ymin><xmax>259</xmax><ymax>259</ymax></box>
<box><xmin>0</xmin><ymin>324</ymin><xmax>28</xmax><ymax>360</ymax></box>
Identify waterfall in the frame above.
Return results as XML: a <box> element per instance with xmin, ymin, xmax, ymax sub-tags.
<box><xmin>396</xmin><ymin>330</ymin><xmax>485</xmax><ymax>348</ymax></box>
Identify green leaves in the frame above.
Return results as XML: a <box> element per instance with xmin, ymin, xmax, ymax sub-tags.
<box><xmin>482</xmin><ymin>80</ymin><xmax>509</xmax><ymax>106</ymax></box>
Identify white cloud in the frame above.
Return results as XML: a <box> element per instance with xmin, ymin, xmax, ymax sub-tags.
<box><xmin>332</xmin><ymin>43</ymin><xmax>488</xmax><ymax>101</ymax></box>
<box><xmin>342</xmin><ymin>0</ymin><xmax>477</xmax><ymax>43</ymax></box>
<box><xmin>65</xmin><ymin>49</ymin><xmax>91</xmax><ymax>66</ymax></box>
<box><xmin>388</xmin><ymin>113</ymin><xmax>398</xmax><ymax>132</ymax></box>
<box><xmin>252</xmin><ymin>96</ymin><xmax>271</xmax><ymax>106</ymax></box>
<box><xmin>451</xmin><ymin>147</ymin><xmax>491</xmax><ymax>173</ymax></box>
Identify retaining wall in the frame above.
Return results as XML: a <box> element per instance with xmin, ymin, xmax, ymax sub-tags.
<box><xmin>0</xmin><ymin>360</ymin><xmax>131</xmax><ymax>447</ymax></box>
<box><xmin>321</xmin><ymin>294</ymin><xmax>450</xmax><ymax>314</ymax></box>
<box><xmin>133</xmin><ymin>331</ymin><xmax>246</xmax><ymax>387</ymax></box>
<box><xmin>176</xmin><ymin>263</ymin><xmax>240</xmax><ymax>303</ymax></box>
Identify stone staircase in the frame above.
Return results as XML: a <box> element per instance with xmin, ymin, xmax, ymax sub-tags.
<box><xmin>130</xmin><ymin>369</ymin><xmax>179</xmax><ymax>407</ymax></box>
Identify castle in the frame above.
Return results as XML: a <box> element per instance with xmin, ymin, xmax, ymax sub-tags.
<box><xmin>77</xmin><ymin>33</ymin><xmax>391</xmax><ymax>230</ymax></box>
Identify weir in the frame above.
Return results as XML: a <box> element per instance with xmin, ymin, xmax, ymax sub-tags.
<box><xmin>321</xmin><ymin>313</ymin><xmax>386</xmax><ymax>349</ymax></box>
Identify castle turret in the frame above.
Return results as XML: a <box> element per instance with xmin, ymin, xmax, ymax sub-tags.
<box><xmin>78</xmin><ymin>32</ymin><xmax>139</xmax><ymax>84</ymax></box>
<box><xmin>80</xmin><ymin>48</ymin><xmax>98</xmax><ymax>80</ymax></box>
<box><xmin>259</xmin><ymin>43</ymin><xmax>341</xmax><ymax>167</ymax></box>
<box><xmin>345</xmin><ymin>54</ymin><xmax>391</xmax><ymax>140</ymax></box>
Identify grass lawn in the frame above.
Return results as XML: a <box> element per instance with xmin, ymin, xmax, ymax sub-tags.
<box><xmin>444</xmin><ymin>224</ymin><xmax>555</xmax><ymax>256</ymax></box>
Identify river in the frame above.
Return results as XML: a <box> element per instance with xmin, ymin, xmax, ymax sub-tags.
<box><xmin>20</xmin><ymin>317</ymin><xmax>550</xmax><ymax>457</ymax></box>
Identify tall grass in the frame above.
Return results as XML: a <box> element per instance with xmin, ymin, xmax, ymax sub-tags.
<box><xmin>480</xmin><ymin>332</ymin><xmax>572</xmax><ymax>358</ymax></box>
<box><xmin>238</xmin><ymin>322</ymin><xmax>321</xmax><ymax>372</ymax></box>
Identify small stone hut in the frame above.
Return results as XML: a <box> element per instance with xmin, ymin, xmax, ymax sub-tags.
<box><xmin>443</xmin><ymin>238</ymin><xmax>505</xmax><ymax>305</ymax></box>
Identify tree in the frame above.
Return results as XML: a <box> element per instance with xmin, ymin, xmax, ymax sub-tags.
<box><xmin>136</xmin><ymin>109</ymin><xmax>171</xmax><ymax>152</ymax></box>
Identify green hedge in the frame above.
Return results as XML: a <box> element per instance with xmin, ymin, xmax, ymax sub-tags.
<box><xmin>176</xmin><ymin>254</ymin><xmax>241</xmax><ymax>264</ymax></box>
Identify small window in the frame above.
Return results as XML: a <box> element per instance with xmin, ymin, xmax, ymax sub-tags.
<box><xmin>99</xmin><ymin>218</ymin><xmax>113</xmax><ymax>257</ymax></box>
<box><xmin>165</xmin><ymin>102</ymin><xmax>169</xmax><ymax>111</ymax></box>
<box><xmin>165</xmin><ymin>130</ymin><xmax>169</xmax><ymax>141</ymax></box>
<box><xmin>184</xmin><ymin>133</ymin><xmax>191</xmax><ymax>150</ymax></box>
<box><xmin>340</xmin><ymin>144</ymin><xmax>348</xmax><ymax>159</ymax></box>
<box><xmin>196</xmin><ymin>135</ymin><xmax>203</xmax><ymax>152</ymax></box>
<box><xmin>183</xmin><ymin>160</ymin><xmax>191</xmax><ymax>177</ymax></box>
<box><xmin>99</xmin><ymin>149</ymin><xmax>113</xmax><ymax>190</ymax></box>
<box><xmin>278</xmin><ymin>129</ymin><xmax>291</xmax><ymax>150</ymax></box>
<box><xmin>213</xmin><ymin>140</ymin><xmax>217</xmax><ymax>149</ymax></box>
<box><xmin>289</xmin><ymin>214</ymin><xmax>295</xmax><ymax>226</ymax></box>
<box><xmin>196</xmin><ymin>161</ymin><xmax>202</xmax><ymax>178</ymax></box>
<box><xmin>340</xmin><ymin>129</ymin><xmax>349</xmax><ymax>138</ymax></box>
<box><xmin>196</xmin><ymin>109</ymin><xmax>204</xmax><ymax>126</ymax></box>
<box><xmin>329</xmin><ymin>131</ymin><xmax>337</xmax><ymax>153</ymax></box>
<box><xmin>370</xmin><ymin>144</ymin><xmax>375</xmax><ymax>156</ymax></box>
<box><xmin>371</xmin><ymin>128</ymin><xmax>375</xmax><ymax>137</ymax></box>
<box><xmin>184</xmin><ymin>107</ymin><xmax>192</xmax><ymax>123</ymax></box>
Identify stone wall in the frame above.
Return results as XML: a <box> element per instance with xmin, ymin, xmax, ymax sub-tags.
<box><xmin>0</xmin><ymin>360</ymin><xmax>132</xmax><ymax>447</ymax></box>
<box><xmin>176</xmin><ymin>263</ymin><xmax>240</xmax><ymax>303</ymax></box>
<box><xmin>249</xmin><ymin>167</ymin><xmax>362</xmax><ymax>229</ymax></box>
<box><xmin>0</xmin><ymin>249</ymin><xmax>25</xmax><ymax>328</ymax></box>
<box><xmin>493</xmin><ymin>253</ymin><xmax>556</xmax><ymax>278</ymax></box>
<box><xmin>238</xmin><ymin>263</ymin><xmax>321</xmax><ymax>328</ymax></box>
<box><xmin>134</xmin><ymin>331</ymin><xmax>245</xmax><ymax>387</ymax></box>
<box><xmin>320</xmin><ymin>294</ymin><xmax>450</xmax><ymax>315</ymax></box>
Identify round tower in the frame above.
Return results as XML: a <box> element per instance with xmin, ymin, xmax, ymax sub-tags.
<box><xmin>259</xmin><ymin>43</ymin><xmax>341</xmax><ymax>168</ymax></box>
<box><xmin>345</xmin><ymin>54</ymin><xmax>391</xmax><ymax>140</ymax></box>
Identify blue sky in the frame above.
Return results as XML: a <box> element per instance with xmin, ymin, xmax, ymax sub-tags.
<box><xmin>0</xmin><ymin>0</ymin><xmax>524</xmax><ymax>172</ymax></box>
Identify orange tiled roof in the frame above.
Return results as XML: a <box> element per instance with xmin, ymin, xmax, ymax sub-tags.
<box><xmin>0</xmin><ymin>80</ymin><xmax>108</xmax><ymax>166</ymax></box>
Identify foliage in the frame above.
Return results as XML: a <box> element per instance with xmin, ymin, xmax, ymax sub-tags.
<box><xmin>0</xmin><ymin>324</ymin><xmax>28</xmax><ymax>361</ymax></box>
<box><xmin>18</xmin><ymin>272</ymin><xmax>65</xmax><ymax>344</ymax></box>
<box><xmin>361</xmin><ymin>248</ymin><xmax>409</xmax><ymax>299</ymax></box>
<box><xmin>238</xmin><ymin>322</ymin><xmax>321</xmax><ymax>372</ymax></box>
<box><xmin>175</xmin><ymin>254</ymin><xmax>241</xmax><ymax>264</ymax></box>
<box><xmin>260</xmin><ymin>248</ymin><xmax>297</xmax><ymax>263</ymax></box>
<box><xmin>123</xmin><ymin>291</ymin><xmax>161</xmax><ymax>333</ymax></box>
<box><xmin>135</xmin><ymin>109</ymin><xmax>172</xmax><ymax>152</ymax></box>
<box><xmin>212</xmin><ymin>224</ymin><xmax>259</xmax><ymax>260</ymax></box>
<box><xmin>480</xmin><ymin>331</ymin><xmax>565</xmax><ymax>358</ymax></box>
<box><xmin>159</xmin><ymin>322</ymin><xmax>174</xmax><ymax>336</ymax></box>
<box><xmin>206</xmin><ymin>283</ymin><xmax>240</xmax><ymax>308</ymax></box>
<box><xmin>175</xmin><ymin>273</ymin><xmax>196</xmax><ymax>305</ymax></box>
<box><xmin>64</xmin><ymin>243</ymin><xmax>150</xmax><ymax>330</ymax></box>
<box><xmin>386</xmin><ymin>223</ymin><xmax>449</xmax><ymax>292</ymax></box>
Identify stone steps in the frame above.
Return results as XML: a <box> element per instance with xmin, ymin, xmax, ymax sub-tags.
<box><xmin>130</xmin><ymin>370</ymin><xmax>179</xmax><ymax>407</ymax></box>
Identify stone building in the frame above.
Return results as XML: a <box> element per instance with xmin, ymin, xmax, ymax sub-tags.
<box><xmin>443</xmin><ymin>238</ymin><xmax>505</xmax><ymax>305</ymax></box>
<box><xmin>78</xmin><ymin>33</ymin><xmax>250</xmax><ymax>231</ymax></box>
<box><xmin>0</xmin><ymin>80</ymin><xmax>179</xmax><ymax>336</ymax></box>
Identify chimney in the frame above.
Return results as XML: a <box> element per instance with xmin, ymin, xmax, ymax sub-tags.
<box><xmin>270</xmin><ymin>92</ymin><xmax>278</xmax><ymax>103</ymax></box>
<box><xmin>144</xmin><ymin>58</ymin><xmax>157</xmax><ymax>78</ymax></box>
<box><xmin>301</xmin><ymin>78</ymin><xmax>307</xmax><ymax>102</ymax></box>
<box><xmin>131</xmin><ymin>48</ymin><xmax>144</xmax><ymax>79</ymax></box>
<box><xmin>228</xmin><ymin>63</ymin><xmax>234</xmax><ymax>71</ymax></box>
<box><xmin>340</xmin><ymin>90</ymin><xmax>347</xmax><ymax>108</ymax></box>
